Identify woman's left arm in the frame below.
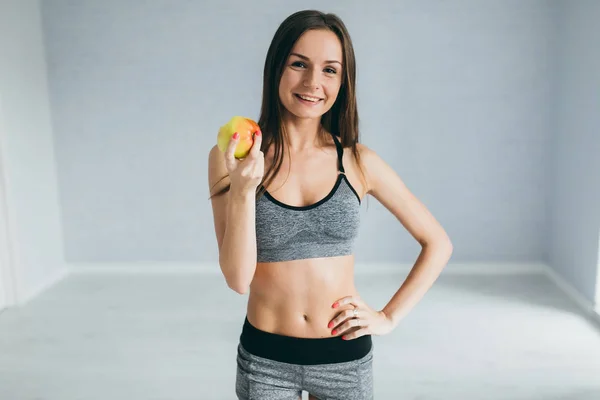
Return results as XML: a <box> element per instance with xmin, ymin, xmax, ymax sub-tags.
<box><xmin>329</xmin><ymin>144</ymin><xmax>454</xmax><ymax>339</ymax></box>
<box><xmin>360</xmin><ymin>144</ymin><xmax>453</xmax><ymax>328</ymax></box>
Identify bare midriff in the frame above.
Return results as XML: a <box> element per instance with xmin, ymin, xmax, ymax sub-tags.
<box><xmin>246</xmin><ymin>254</ymin><xmax>360</xmax><ymax>339</ymax></box>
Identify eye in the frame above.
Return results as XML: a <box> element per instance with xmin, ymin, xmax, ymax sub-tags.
<box><xmin>291</xmin><ymin>61</ymin><xmax>306</xmax><ymax>68</ymax></box>
<box><xmin>324</xmin><ymin>67</ymin><xmax>337</xmax><ymax>74</ymax></box>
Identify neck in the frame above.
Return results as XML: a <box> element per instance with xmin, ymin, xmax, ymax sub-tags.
<box><xmin>281</xmin><ymin>114</ymin><xmax>325</xmax><ymax>153</ymax></box>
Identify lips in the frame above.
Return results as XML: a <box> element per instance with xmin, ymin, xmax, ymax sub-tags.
<box><xmin>294</xmin><ymin>93</ymin><xmax>323</xmax><ymax>103</ymax></box>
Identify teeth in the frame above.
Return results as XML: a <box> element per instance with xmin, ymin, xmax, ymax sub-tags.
<box><xmin>298</xmin><ymin>94</ymin><xmax>320</xmax><ymax>102</ymax></box>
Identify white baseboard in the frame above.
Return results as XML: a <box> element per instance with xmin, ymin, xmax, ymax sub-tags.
<box><xmin>356</xmin><ymin>262</ymin><xmax>547</xmax><ymax>275</ymax></box>
<box><xmin>540</xmin><ymin>263</ymin><xmax>599</xmax><ymax>323</ymax></box>
<box><xmin>14</xmin><ymin>261</ymin><xmax>600</xmax><ymax>325</ymax></box>
<box><xmin>17</xmin><ymin>267</ymin><xmax>69</xmax><ymax>307</ymax></box>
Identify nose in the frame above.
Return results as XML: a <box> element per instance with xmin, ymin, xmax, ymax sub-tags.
<box><xmin>302</xmin><ymin>67</ymin><xmax>320</xmax><ymax>89</ymax></box>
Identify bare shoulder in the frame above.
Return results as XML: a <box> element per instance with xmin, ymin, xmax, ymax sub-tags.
<box><xmin>354</xmin><ymin>142</ymin><xmax>402</xmax><ymax>195</ymax></box>
<box><xmin>354</xmin><ymin>142</ymin><xmax>380</xmax><ymax>193</ymax></box>
<box><xmin>355</xmin><ymin>143</ymin><xmax>452</xmax><ymax>248</ymax></box>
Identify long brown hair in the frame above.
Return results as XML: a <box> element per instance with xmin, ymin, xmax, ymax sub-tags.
<box><xmin>210</xmin><ymin>9</ymin><xmax>367</xmax><ymax>199</ymax></box>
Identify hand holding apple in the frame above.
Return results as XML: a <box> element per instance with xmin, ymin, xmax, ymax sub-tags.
<box><xmin>217</xmin><ymin>116</ymin><xmax>260</xmax><ymax>159</ymax></box>
<box><xmin>220</xmin><ymin>117</ymin><xmax>264</xmax><ymax>196</ymax></box>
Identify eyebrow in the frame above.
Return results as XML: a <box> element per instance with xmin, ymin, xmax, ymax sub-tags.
<box><xmin>290</xmin><ymin>52</ymin><xmax>342</xmax><ymax>66</ymax></box>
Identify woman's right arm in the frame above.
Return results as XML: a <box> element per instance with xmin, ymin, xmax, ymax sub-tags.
<box><xmin>207</xmin><ymin>131</ymin><xmax>264</xmax><ymax>294</ymax></box>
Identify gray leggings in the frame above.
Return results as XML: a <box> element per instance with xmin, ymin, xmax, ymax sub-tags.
<box><xmin>235</xmin><ymin>342</ymin><xmax>374</xmax><ymax>399</ymax></box>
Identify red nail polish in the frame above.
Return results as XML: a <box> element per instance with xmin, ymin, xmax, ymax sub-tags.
<box><xmin>342</xmin><ymin>336</ymin><xmax>347</xmax><ymax>340</ymax></box>
<box><xmin>255</xmin><ymin>130</ymin><xmax>261</xmax><ymax>136</ymax></box>
<box><xmin>328</xmin><ymin>322</ymin><xmax>333</xmax><ymax>328</ymax></box>
<box><xmin>331</xmin><ymin>330</ymin><xmax>337</xmax><ymax>335</ymax></box>
<box><xmin>332</xmin><ymin>302</ymin><xmax>339</xmax><ymax>308</ymax></box>
<box><xmin>233</xmin><ymin>132</ymin><xmax>239</xmax><ymax>139</ymax></box>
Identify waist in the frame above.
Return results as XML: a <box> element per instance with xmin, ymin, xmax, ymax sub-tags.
<box><xmin>239</xmin><ymin>316</ymin><xmax>372</xmax><ymax>365</ymax></box>
<box><xmin>248</xmin><ymin>255</ymin><xmax>357</xmax><ymax>337</ymax></box>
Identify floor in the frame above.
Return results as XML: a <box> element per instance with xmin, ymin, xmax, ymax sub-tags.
<box><xmin>1</xmin><ymin>271</ymin><xmax>600</xmax><ymax>400</ymax></box>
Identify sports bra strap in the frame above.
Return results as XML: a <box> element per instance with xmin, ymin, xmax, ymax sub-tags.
<box><xmin>330</xmin><ymin>132</ymin><xmax>345</xmax><ymax>174</ymax></box>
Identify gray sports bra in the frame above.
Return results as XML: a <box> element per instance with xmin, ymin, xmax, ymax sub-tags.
<box><xmin>255</xmin><ymin>132</ymin><xmax>362</xmax><ymax>263</ymax></box>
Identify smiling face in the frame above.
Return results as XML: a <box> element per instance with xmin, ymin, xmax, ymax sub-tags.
<box><xmin>278</xmin><ymin>29</ymin><xmax>344</xmax><ymax>120</ymax></box>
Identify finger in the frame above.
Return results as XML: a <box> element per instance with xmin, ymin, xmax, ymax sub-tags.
<box><xmin>331</xmin><ymin>317</ymin><xmax>364</xmax><ymax>336</ymax></box>
<box><xmin>224</xmin><ymin>132</ymin><xmax>239</xmax><ymax>169</ymax></box>
<box><xmin>248</xmin><ymin>129</ymin><xmax>262</xmax><ymax>158</ymax></box>
<box><xmin>328</xmin><ymin>309</ymin><xmax>356</xmax><ymax>329</ymax></box>
<box><xmin>332</xmin><ymin>296</ymin><xmax>361</xmax><ymax>309</ymax></box>
<box><xmin>342</xmin><ymin>328</ymin><xmax>370</xmax><ymax>341</ymax></box>
<box><xmin>252</xmin><ymin>155</ymin><xmax>264</xmax><ymax>181</ymax></box>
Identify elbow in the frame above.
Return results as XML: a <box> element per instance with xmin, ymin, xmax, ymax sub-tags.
<box><xmin>422</xmin><ymin>235</ymin><xmax>453</xmax><ymax>257</ymax></box>
<box><xmin>228</xmin><ymin>281</ymin><xmax>249</xmax><ymax>295</ymax></box>
<box><xmin>441</xmin><ymin>237</ymin><xmax>453</xmax><ymax>254</ymax></box>
<box><xmin>220</xmin><ymin>262</ymin><xmax>250</xmax><ymax>295</ymax></box>
<box><xmin>218</xmin><ymin>255</ymin><xmax>253</xmax><ymax>295</ymax></box>
<box><xmin>439</xmin><ymin>238</ymin><xmax>454</xmax><ymax>262</ymax></box>
<box><xmin>435</xmin><ymin>236</ymin><xmax>453</xmax><ymax>256</ymax></box>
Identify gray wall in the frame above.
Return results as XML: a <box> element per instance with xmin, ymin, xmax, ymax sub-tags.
<box><xmin>40</xmin><ymin>0</ymin><xmax>555</xmax><ymax>265</ymax></box>
<box><xmin>546</xmin><ymin>0</ymin><xmax>600</xmax><ymax>306</ymax></box>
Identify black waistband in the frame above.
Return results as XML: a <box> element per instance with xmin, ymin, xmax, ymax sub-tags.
<box><xmin>239</xmin><ymin>316</ymin><xmax>372</xmax><ymax>365</ymax></box>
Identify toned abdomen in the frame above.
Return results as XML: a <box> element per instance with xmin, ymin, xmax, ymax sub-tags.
<box><xmin>246</xmin><ymin>254</ymin><xmax>359</xmax><ymax>338</ymax></box>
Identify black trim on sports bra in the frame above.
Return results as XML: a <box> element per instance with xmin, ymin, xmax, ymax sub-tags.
<box><xmin>330</xmin><ymin>133</ymin><xmax>362</xmax><ymax>203</ymax></box>
<box><xmin>262</xmin><ymin>174</ymin><xmax>345</xmax><ymax>211</ymax></box>
<box><xmin>260</xmin><ymin>132</ymin><xmax>361</xmax><ymax>209</ymax></box>
<box><xmin>330</xmin><ymin>133</ymin><xmax>345</xmax><ymax>174</ymax></box>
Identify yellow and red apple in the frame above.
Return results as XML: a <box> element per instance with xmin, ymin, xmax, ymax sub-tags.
<box><xmin>217</xmin><ymin>116</ymin><xmax>260</xmax><ymax>159</ymax></box>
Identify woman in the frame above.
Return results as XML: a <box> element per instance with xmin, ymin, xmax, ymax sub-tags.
<box><xmin>208</xmin><ymin>9</ymin><xmax>453</xmax><ymax>400</ymax></box>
